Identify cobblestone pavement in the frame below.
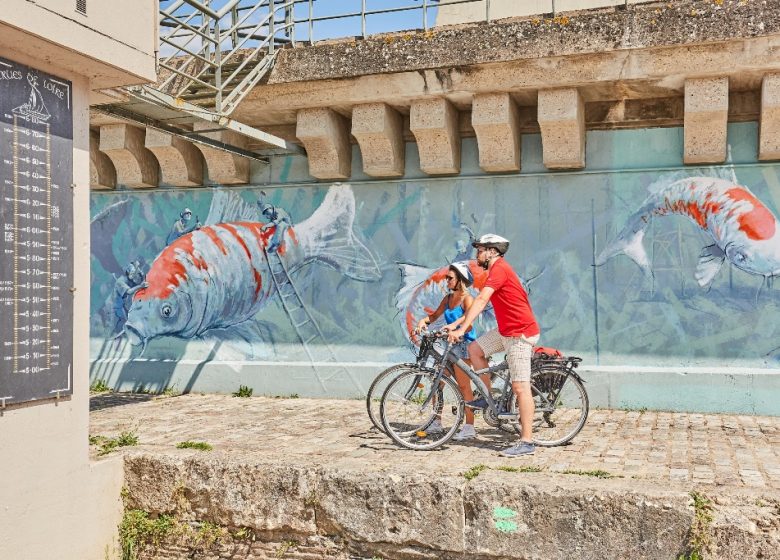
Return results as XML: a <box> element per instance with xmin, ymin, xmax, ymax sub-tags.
<box><xmin>90</xmin><ymin>394</ymin><xmax>780</xmax><ymax>490</ymax></box>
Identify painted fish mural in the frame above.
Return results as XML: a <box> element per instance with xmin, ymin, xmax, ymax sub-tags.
<box><xmin>395</xmin><ymin>260</ymin><xmax>496</xmax><ymax>344</ymax></box>
<box><xmin>122</xmin><ymin>184</ymin><xmax>381</xmax><ymax>350</ymax></box>
<box><xmin>596</xmin><ymin>176</ymin><xmax>780</xmax><ymax>288</ymax></box>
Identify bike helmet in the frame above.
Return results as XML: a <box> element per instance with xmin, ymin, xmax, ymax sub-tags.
<box><xmin>472</xmin><ymin>233</ymin><xmax>509</xmax><ymax>256</ymax></box>
<box><xmin>449</xmin><ymin>261</ymin><xmax>474</xmax><ymax>287</ymax></box>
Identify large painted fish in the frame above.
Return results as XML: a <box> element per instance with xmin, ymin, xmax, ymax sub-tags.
<box><xmin>596</xmin><ymin>176</ymin><xmax>780</xmax><ymax>288</ymax></box>
<box><xmin>123</xmin><ymin>184</ymin><xmax>381</xmax><ymax>350</ymax></box>
<box><xmin>395</xmin><ymin>260</ymin><xmax>497</xmax><ymax>344</ymax></box>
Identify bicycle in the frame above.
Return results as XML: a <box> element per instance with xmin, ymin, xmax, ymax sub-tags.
<box><xmin>365</xmin><ymin>330</ymin><xmax>447</xmax><ymax>433</ymax></box>
<box><xmin>378</xmin><ymin>330</ymin><xmax>589</xmax><ymax>451</ymax></box>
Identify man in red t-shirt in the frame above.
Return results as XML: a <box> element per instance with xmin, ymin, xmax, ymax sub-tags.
<box><xmin>447</xmin><ymin>234</ymin><xmax>540</xmax><ymax>457</ymax></box>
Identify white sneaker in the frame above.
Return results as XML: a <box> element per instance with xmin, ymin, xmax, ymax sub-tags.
<box><xmin>453</xmin><ymin>424</ymin><xmax>477</xmax><ymax>441</ymax></box>
<box><xmin>426</xmin><ymin>419</ymin><xmax>444</xmax><ymax>433</ymax></box>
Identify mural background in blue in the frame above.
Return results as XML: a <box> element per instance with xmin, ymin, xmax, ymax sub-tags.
<box><xmin>88</xmin><ymin>123</ymin><xmax>780</xmax><ymax>401</ymax></box>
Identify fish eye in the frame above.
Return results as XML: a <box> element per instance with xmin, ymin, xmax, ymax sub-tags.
<box><xmin>160</xmin><ymin>303</ymin><xmax>176</xmax><ymax>318</ymax></box>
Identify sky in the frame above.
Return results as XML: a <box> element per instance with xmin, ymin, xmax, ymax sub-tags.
<box><xmin>160</xmin><ymin>0</ymin><xmax>451</xmax><ymax>44</ymax></box>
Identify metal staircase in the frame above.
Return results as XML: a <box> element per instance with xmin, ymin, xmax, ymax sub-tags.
<box><xmin>265</xmin><ymin>247</ymin><xmax>362</xmax><ymax>392</ymax></box>
<box><xmin>94</xmin><ymin>0</ymin><xmax>301</xmax><ymax>160</ymax></box>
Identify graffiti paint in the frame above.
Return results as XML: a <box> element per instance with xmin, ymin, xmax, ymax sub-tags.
<box><xmin>492</xmin><ymin>506</ymin><xmax>519</xmax><ymax>533</ymax></box>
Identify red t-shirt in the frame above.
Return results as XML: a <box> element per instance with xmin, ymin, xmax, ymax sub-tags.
<box><xmin>484</xmin><ymin>258</ymin><xmax>540</xmax><ymax>338</ymax></box>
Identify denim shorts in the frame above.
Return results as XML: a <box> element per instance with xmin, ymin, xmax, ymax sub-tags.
<box><xmin>450</xmin><ymin>339</ymin><xmax>472</xmax><ymax>361</ymax></box>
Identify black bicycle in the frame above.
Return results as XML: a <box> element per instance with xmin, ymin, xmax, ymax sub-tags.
<box><xmin>377</xmin><ymin>331</ymin><xmax>589</xmax><ymax>451</ymax></box>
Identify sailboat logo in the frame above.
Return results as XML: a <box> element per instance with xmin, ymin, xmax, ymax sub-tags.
<box><xmin>13</xmin><ymin>74</ymin><xmax>51</xmax><ymax>125</ymax></box>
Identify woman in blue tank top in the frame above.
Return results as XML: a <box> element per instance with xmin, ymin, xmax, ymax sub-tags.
<box><xmin>414</xmin><ymin>262</ymin><xmax>480</xmax><ymax>440</ymax></box>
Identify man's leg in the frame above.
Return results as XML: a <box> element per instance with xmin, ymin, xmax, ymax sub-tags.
<box><xmin>467</xmin><ymin>341</ymin><xmax>491</xmax><ymax>392</ymax></box>
<box><xmin>512</xmin><ymin>380</ymin><xmax>535</xmax><ymax>442</ymax></box>
<box><xmin>468</xmin><ymin>330</ymin><xmax>504</xmax><ymax>403</ymax></box>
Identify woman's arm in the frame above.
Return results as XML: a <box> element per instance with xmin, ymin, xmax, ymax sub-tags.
<box><xmin>415</xmin><ymin>296</ymin><xmax>447</xmax><ymax>332</ymax></box>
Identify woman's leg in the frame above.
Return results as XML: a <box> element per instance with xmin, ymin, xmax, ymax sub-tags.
<box><xmin>453</xmin><ymin>361</ymin><xmax>475</xmax><ymax>425</ymax></box>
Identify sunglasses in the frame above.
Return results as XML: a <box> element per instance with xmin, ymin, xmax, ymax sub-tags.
<box><xmin>446</xmin><ymin>275</ymin><xmax>457</xmax><ymax>281</ymax></box>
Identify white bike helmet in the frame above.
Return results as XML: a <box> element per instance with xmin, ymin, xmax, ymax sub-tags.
<box><xmin>449</xmin><ymin>261</ymin><xmax>474</xmax><ymax>287</ymax></box>
<box><xmin>472</xmin><ymin>233</ymin><xmax>509</xmax><ymax>256</ymax></box>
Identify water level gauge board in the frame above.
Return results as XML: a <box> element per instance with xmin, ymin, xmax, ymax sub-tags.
<box><xmin>0</xmin><ymin>56</ymin><xmax>73</xmax><ymax>405</ymax></box>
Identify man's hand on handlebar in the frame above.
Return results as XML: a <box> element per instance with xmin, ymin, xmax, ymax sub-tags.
<box><xmin>447</xmin><ymin>327</ymin><xmax>465</xmax><ymax>343</ymax></box>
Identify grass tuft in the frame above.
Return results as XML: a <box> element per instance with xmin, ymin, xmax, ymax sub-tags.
<box><xmin>463</xmin><ymin>464</ymin><xmax>489</xmax><ymax>481</ymax></box>
<box><xmin>176</xmin><ymin>441</ymin><xmax>213</xmax><ymax>451</ymax></box>
<box><xmin>561</xmin><ymin>469</ymin><xmax>620</xmax><ymax>479</ymax></box>
<box><xmin>232</xmin><ymin>385</ymin><xmax>253</xmax><ymax>398</ymax></box>
<box><xmin>90</xmin><ymin>431</ymin><xmax>139</xmax><ymax>456</ymax></box>
<box><xmin>90</xmin><ymin>379</ymin><xmax>111</xmax><ymax>393</ymax></box>
<box><xmin>496</xmin><ymin>465</ymin><xmax>544</xmax><ymax>473</ymax></box>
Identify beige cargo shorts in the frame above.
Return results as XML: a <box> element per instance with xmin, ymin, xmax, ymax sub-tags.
<box><xmin>475</xmin><ymin>328</ymin><xmax>540</xmax><ymax>382</ymax></box>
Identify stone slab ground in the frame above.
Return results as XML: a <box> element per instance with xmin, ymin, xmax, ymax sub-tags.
<box><xmin>90</xmin><ymin>394</ymin><xmax>780</xmax><ymax>559</ymax></box>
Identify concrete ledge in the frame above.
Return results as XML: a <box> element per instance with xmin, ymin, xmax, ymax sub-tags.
<box><xmin>192</xmin><ymin>123</ymin><xmax>250</xmax><ymax>185</ymax></box>
<box><xmin>296</xmin><ymin>108</ymin><xmax>352</xmax><ymax>180</ymax></box>
<box><xmin>98</xmin><ymin>124</ymin><xmax>159</xmax><ymax>189</ymax></box>
<box><xmin>472</xmin><ymin>93</ymin><xmax>521</xmax><ymax>172</ymax></box>
<box><xmin>760</xmin><ymin>73</ymin><xmax>780</xmax><ymax>161</ymax></box>
<box><xmin>89</xmin><ymin>130</ymin><xmax>116</xmax><ymax>190</ymax></box>
<box><xmin>351</xmin><ymin>103</ymin><xmax>405</xmax><ymax>177</ymax></box>
<box><xmin>684</xmin><ymin>77</ymin><xmax>729</xmax><ymax>164</ymax></box>
<box><xmin>144</xmin><ymin>129</ymin><xmax>203</xmax><ymax>187</ymax></box>
<box><xmin>538</xmin><ymin>88</ymin><xmax>585</xmax><ymax>169</ymax></box>
<box><xmin>410</xmin><ymin>98</ymin><xmax>461</xmax><ymax>175</ymax></box>
<box><xmin>119</xmin><ymin>453</ymin><xmax>778</xmax><ymax>559</ymax></box>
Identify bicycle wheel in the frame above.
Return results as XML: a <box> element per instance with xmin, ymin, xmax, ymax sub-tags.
<box><xmin>365</xmin><ymin>363</ymin><xmax>416</xmax><ymax>432</ymax></box>
<box><xmin>531</xmin><ymin>366</ymin><xmax>589</xmax><ymax>447</ymax></box>
<box><xmin>380</xmin><ymin>368</ymin><xmax>464</xmax><ymax>450</ymax></box>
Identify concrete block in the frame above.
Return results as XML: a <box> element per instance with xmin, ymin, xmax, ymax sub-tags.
<box><xmin>144</xmin><ymin>129</ymin><xmax>203</xmax><ymax>186</ymax></box>
<box><xmin>193</xmin><ymin>123</ymin><xmax>251</xmax><ymax>185</ymax></box>
<box><xmin>296</xmin><ymin>108</ymin><xmax>352</xmax><ymax>179</ymax></box>
<box><xmin>98</xmin><ymin>124</ymin><xmax>159</xmax><ymax>188</ymax></box>
<box><xmin>89</xmin><ymin>130</ymin><xmax>116</xmax><ymax>190</ymax></box>
<box><xmin>537</xmin><ymin>88</ymin><xmax>586</xmax><ymax>169</ymax></box>
<box><xmin>684</xmin><ymin>77</ymin><xmax>729</xmax><ymax>164</ymax></box>
<box><xmin>410</xmin><ymin>97</ymin><xmax>461</xmax><ymax>175</ymax></box>
<box><xmin>351</xmin><ymin>103</ymin><xmax>405</xmax><ymax>177</ymax></box>
<box><xmin>472</xmin><ymin>93</ymin><xmax>521</xmax><ymax>172</ymax></box>
<box><xmin>759</xmin><ymin>73</ymin><xmax>780</xmax><ymax>161</ymax></box>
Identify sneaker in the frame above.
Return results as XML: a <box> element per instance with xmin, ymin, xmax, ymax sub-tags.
<box><xmin>452</xmin><ymin>424</ymin><xmax>477</xmax><ymax>441</ymax></box>
<box><xmin>465</xmin><ymin>397</ymin><xmax>488</xmax><ymax>410</ymax></box>
<box><xmin>426</xmin><ymin>419</ymin><xmax>444</xmax><ymax>433</ymax></box>
<box><xmin>499</xmin><ymin>441</ymin><xmax>535</xmax><ymax>457</ymax></box>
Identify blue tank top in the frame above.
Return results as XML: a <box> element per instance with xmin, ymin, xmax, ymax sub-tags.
<box><xmin>443</xmin><ymin>295</ymin><xmax>476</xmax><ymax>342</ymax></box>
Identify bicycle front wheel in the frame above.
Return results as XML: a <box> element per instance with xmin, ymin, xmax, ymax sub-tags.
<box><xmin>365</xmin><ymin>363</ymin><xmax>416</xmax><ymax>432</ymax></box>
<box><xmin>380</xmin><ymin>368</ymin><xmax>464</xmax><ymax>450</ymax></box>
<box><xmin>531</xmin><ymin>367</ymin><xmax>589</xmax><ymax>447</ymax></box>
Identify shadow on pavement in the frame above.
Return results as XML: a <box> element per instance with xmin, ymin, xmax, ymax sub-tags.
<box><xmin>89</xmin><ymin>392</ymin><xmax>155</xmax><ymax>412</ymax></box>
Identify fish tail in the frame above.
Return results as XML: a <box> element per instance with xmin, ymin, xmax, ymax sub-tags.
<box><xmin>296</xmin><ymin>184</ymin><xmax>382</xmax><ymax>281</ymax></box>
<box><xmin>595</xmin><ymin>223</ymin><xmax>652</xmax><ymax>277</ymax></box>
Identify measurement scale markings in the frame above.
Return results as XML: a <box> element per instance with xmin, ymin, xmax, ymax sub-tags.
<box><xmin>46</xmin><ymin>122</ymin><xmax>51</xmax><ymax>368</ymax></box>
<box><xmin>12</xmin><ymin>115</ymin><xmax>18</xmax><ymax>373</ymax></box>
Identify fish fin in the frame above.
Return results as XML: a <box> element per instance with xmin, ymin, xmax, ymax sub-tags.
<box><xmin>694</xmin><ymin>244</ymin><xmax>726</xmax><ymax>289</ymax></box>
<box><xmin>394</xmin><ymin>263</ymin><xmax>436</xmax><ymax>316</ymax></box>
<box><xmin>596</xmin><ymin>228</ymin><xmax>652</xmax><ymax>277</ymax></box>
<box><xmin>296</xmin><ymin>184</ymin><xmax>382</xmax><ymax>281</ymax></box>
<box><xmin>205</xmin><ymin>188</ymin><xmax>259</xmax><ymax>225</ymax></box>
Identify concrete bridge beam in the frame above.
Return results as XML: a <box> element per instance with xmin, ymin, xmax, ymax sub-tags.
<box><xmin>472</xmin><ymin>93</ymin><xmax>521</xmax><ymax>172</ymax></box>
<box><xmin>351</xmin><ymin>103</ymin><xmax>405</xmax><ymax>178</ymax></box>
<box><xmin>192</xmin><ymin>123</ymin><xmax>251</xmax><ymax>185</ymax></box>
<box><xmin>537</xmin><ymin>88</ymin><xmax>586</xmax><ymax>170</ymax></box>
<box><xmin>760</xmin><ymin>73</ymin><xmax>780</xmax><ymax>162</ymax></box>
<box><xmin>89</xmin><ymin>130</ymin><xmax>116</xmax><ymax>190</ymax></box>
<box><xmin>684</xmin><ymin>77</ymin><xmax>729</xmax><ymax>164</ymax></box>
<box><xmin>144</xmin><ymin>129</ymin><xmax>203</xmax><ymax>187</ymax></box>
<box><xmin>410</xmin><ymin>98</ymin><xmax>461</xmax><ymax>175</ymax></box>
<box><xmin>296</xmin><ymin>108</ymin><xmax>352</xmax><ymax>180</ymax></box>
<box><xmin>98</xmin><ymin>124</ymin><xmax>159</xmax><ymax>189</ymax></box>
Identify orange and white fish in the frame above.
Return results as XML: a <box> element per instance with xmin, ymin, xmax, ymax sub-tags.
<box><xmin>596</xmin><ymin>176</ymin><xmax>780</xmax><ymax>288</ymax></box>
<box><xmin>122</xmin><ymin>185</ymin><xmax>380</xmax><ymax>351</ymax></box>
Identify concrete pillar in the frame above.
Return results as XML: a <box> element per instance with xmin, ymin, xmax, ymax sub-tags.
<box><xmin>351</xmin><ymin>103</ymin><xmax>405</xmax><ymax>178</ymax></box>
<box><xmin>145</xmin><ymin>129</ymin><xmax>203</xmax><ymax>186</ymax></box>
<box><xmin>537</xmin><ymin>88</ymin><xmax>586</xmax><ymax>170</ymax></box>
<box><xmin>193</xmin><ymin>123</ymin><xmax>250</xmax><ymax>185</ymax></box>
<box><xmin>296</xmin><ymin>108</ymin><xmax>352</xmax><ymax>180</ymax></box>
<box><xmin>410</xmin><ymin>98</ymin><xmax>461</xmax><ymax>175</ymax></box>
<box><xmin>472</xmin><ymin>93</ymin><xmax>521</xmax><ymax>172</ymax></box>
<box><xmin>760</xmin><ymin>74</ymin><xmax>780</xmax><ymax>161</ymax></box>
<box><xmin>98</xmin><ymin>123</ymin><xmax>159</xmax><ymax>188</ymax></box>
<box><xmin>89</xmin><ymin>130</ymin><xmax>116</xmax><ymax>190</ymax></box>
<box><xmin>684</xmin><ymin>77</ymin><xmax>729</xmax><ymax>164</ymax></box>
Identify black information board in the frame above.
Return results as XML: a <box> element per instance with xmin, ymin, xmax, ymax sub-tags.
<box><xmin>0</xmin><ymin>56</ymin><xmax>73</xmax><ymax>406</ymax></box>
